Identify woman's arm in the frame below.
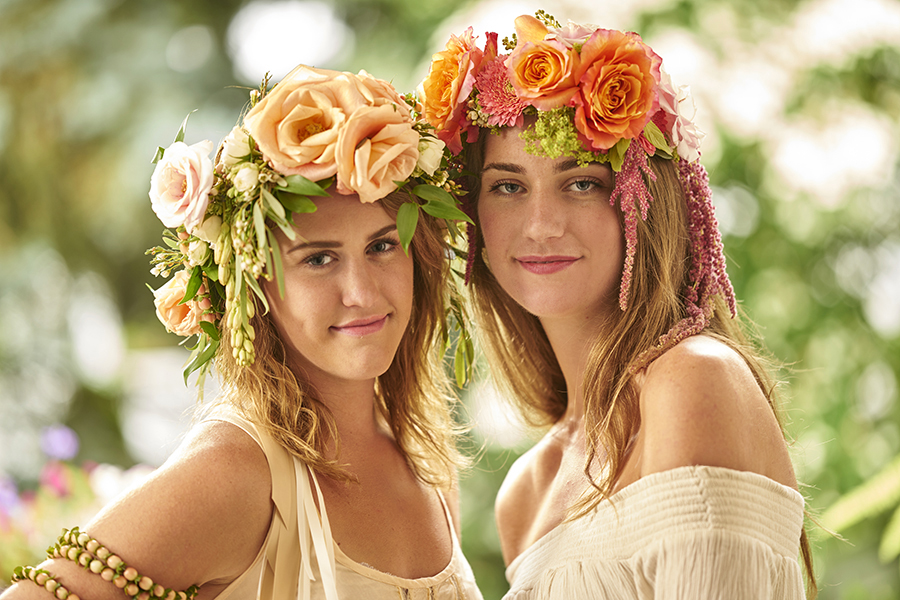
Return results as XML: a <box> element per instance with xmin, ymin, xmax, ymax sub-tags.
<box><xmin>1</xmin><ymin>420</ymin><xmax>273</xmax><ymax>600</ymax></box>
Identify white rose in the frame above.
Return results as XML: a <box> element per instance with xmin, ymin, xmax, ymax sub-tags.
<box><xmin>416</xmin><ymin>135</ymin><xmax>445</xmax><ymax>176</ymax></box>
<box><xmin>220</xmin><ymin>126</ymin><xmax>252</xmax><ymax>169</ymax></box>
<box><xmin>187</xmin><ymin>240</ymin><xmax>209</xmax><ymax>266</ymax></box>
<box><xmin>194</xmin><ymin>215</ymin><xmax>222</xmax><ymax>243</ymax></box>
<box><xmin>233</xmin><ymin>163</ymin><xmax>260</xmax><ymax>194</ymax></box>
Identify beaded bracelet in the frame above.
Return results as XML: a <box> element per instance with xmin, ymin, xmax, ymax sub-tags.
<box><xmin>11</xmin><ymin>566</ymin><xmax>80</xmax><ymax>600</ymax></box>
<box><xmin>10</xmin><ymin>526</ymin><xmax>200</xmax><ymax>600</ymax></box>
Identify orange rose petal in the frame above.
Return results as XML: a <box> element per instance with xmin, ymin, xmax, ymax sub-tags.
<box><xmin>514</xmin><ymin>15</ymin><xmax>549</xmax><ymax>45</ymax></box>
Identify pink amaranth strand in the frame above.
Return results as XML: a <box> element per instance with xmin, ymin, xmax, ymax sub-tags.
<box><xmin>609</xmin><ymin>141</ymin><xmax>657</xmax><ymax>311</ymax></box>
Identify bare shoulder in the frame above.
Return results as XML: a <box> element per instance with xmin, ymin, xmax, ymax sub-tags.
<box><xmin>1</xmin><ymin>420</ymin><xmax>273</xmax><ymax>600</ymax></box>
<box><xmin>495</xmin><ymin>438</ymin><xmax>559</xmax><ymax>564</ymax></box>
<box><xmin>638</xmin><ymin>335</ymin><xmax>797</xmax><ymax>489</ymax></box>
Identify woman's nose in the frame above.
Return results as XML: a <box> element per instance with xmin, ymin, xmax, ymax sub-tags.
<box><xmin>340</xmin><ymin>260</ymin><xmax>380</xmax><ymax>308</ymax></box>
<box><xmin>522</xmin><ymin>196</ymin><xmax>565</xmax><ymax>242</ymax></box>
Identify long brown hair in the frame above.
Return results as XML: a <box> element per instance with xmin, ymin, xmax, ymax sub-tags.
<box><xmin>464</xmin><ymin>136</ymin><xmax>817</xmax><ymax>596</ymax></box>
<box><xmin>212</xmin><ymin>190</ymin><xmax>466</xmax><ymax>487</ymax></box>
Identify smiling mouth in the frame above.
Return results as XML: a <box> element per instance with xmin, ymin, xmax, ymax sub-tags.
<box><xmin>516</xmin><ymin>256</ymin><xmax>579</xmax><ymax>275</ymax></box>
<box><xmin>331</xmin><ymin>315</ymin><xmax>389</xmax><ymax>337</ymax></box>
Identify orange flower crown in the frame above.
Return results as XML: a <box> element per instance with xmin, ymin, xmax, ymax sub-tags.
<box><xmin>418</xmin><ymin>11</ymin><xmax>737</xmax><ymax>359</ymax></box>
<box><xmin>146</xmin><ymin>65</ymin><xmax>473</xmax><ymax>385</ymax></box>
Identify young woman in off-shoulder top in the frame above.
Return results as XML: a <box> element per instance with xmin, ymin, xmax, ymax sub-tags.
<box><xmin>418</xmin><ymin>11</ymin><xmax>816</xmax><ymax>599</ymax></box>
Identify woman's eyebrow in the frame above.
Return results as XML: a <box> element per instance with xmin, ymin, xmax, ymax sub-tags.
<box><xmin>286</xmin><ymin>224</ymin><xmax>397</xmax><ymax>254</ymax></box>
<box><xmin>483</xmin><ymin>162</ymin><xmax>525</xmax><ymax>174</ymax></box>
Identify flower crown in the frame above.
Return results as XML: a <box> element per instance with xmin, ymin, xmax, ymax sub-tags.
<box><xmin>147</xmin><ymin>65</ymin><xmax>472</xmax><ymax>385</ymax></box>
<box><xmin>419</xmin><ymin>12</ymin><xmax>737</xmax><ymax>358</ymax></box>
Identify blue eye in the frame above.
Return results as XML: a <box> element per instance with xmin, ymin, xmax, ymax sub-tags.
<box><xmin>369</xmin><ymin>238</ymin><xmax>399</xmax><ymax>254</ymax></box>
<box><xmin>569</xmin><ymin>179</ymin><xmax>598</xmax><ymax>192</ymax></box>
<box><xmin>489</xmin><ymin>181</ymin><xmax>523</xmax><ymax>194</ymax></box>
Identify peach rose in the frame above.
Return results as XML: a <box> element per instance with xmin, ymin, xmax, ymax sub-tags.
<box><xmin>153</xmin><ymin>270</ymin><xmax>204</xmax><ymax>337</ymax></box>
<box><xmin>508</xmin><ymin>38</ymin><xmax>579</xmax><ymax>111</ymax></box>
<box><xmin>572</xmin><ymin>29</ymin><xmax>662</xmax><ymax>151</ymax></box>
<box><xmin>243</xmin><ymin>65</ymin><xmax>374</xmax><ymax>181</ymax></box>
<box><xmin>420</xmin><ymin>27</ymin><xmax>483</xmax><ymax>154</ymax></box>
<box><xmin>513</xmin><ymin>14</ymin><xmax>549</xmax><ymax>45</ymax></box>
<box><xmin>335</xmin><ymin>104</ymin><xmax>419</xmax><ymax>204</ymax></box>
<box><xmin>149</xmin><ymin>140</ymin><xmax>214</xmax><ymax>232</ymax></box>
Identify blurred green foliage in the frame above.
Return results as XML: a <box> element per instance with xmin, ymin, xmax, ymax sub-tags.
<box><xmin>1</xmin><ymin>0</ymin><xmax>899</xmax><ymax>598</ymax></box>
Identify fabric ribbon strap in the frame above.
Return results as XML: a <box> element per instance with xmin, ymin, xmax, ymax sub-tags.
<box><xmin>295</xmin><ymin>457</ymin><xmax>339</xmax><ymax>600</ymax></box>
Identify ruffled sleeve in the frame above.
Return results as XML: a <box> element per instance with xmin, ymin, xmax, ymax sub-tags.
<box><xmin>504</xmin><ymin>466</ymin><xmax>806</xmax><ymax>600</ymax></box>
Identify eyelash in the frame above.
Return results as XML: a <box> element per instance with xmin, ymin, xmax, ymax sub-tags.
<box><xmin>487</xmin><ymin>177</ymin><xmax>605</xmax><ymax>195</ymax></box>
<box><xmin>301</xmin><ymin>236</ymin><xmax>400</xmax><ymax>268</ymax></box>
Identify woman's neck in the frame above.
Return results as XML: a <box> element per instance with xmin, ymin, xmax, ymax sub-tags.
<box><xmin>538</xmin><ymin>314</ymin><xmax>598</xmax><ymax>422</ymax></box>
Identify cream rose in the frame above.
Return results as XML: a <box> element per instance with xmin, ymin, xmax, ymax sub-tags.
<box><xmin>194</xmin><ymin>215</ymin><xmax>222</xmax><ymax>243</ymax></box>
<box><xmin>242</xmin><ymin>65</ymin><xmax>374</xmax><ymax>181</ymax></box>
<box><xmin>149</xmin><ymin>140</ymin><xmax>215</xmax><ymax>232</ymax></box>
<box><xmin>186</xmin><ymin>240</ymin><xmax>209</xmax><ymax>266</ymax></box>
<box><xmin>335</xmin><ymin>104</ymin><xmax>419</xmax><ymax>204</ymax></box>
<box><xmin>417</xmin><ymin>135</ymin><xmax>445</xmax><ymax>176</ymax></box>
<box><xmin>153</xmin><ymin>270</ymin><xmax>204</xmax><ymax>337</ymax></box>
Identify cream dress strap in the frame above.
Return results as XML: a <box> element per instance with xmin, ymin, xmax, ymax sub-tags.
<box><xmin>203</xmin><ymin>406</ymin><xmax>340</xmax><ymax>600</ymax></box>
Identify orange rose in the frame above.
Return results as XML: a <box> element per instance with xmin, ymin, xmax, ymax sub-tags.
<box><xmin>508</xmin><ymin>38</ymin><xmax>579</xmax><ymax>111</ymax></box>
<box><xmin>335</xmin><ymin>104</ymin><xmax>419</xmax><ymax>204</ymax></box>
<box><xmin>420</xmin><ymin>27</ymin><xmax>483</xmax><ymax>154</ymax></box>
<box><xmin>243</xmin><ymin>65</ymin><xmax>372</xmax><ymax>181</ymax></box>
<box><xmin>572</xmin><ymin>29</ymin><xmax>662</xmax><ymax>150</ymax></box>
<box><xmin>153</xmin><ymin>270</ymin><xmax>204</xmax><ymax>337</ymax></box>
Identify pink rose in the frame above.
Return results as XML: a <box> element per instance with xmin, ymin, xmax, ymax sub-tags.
<box><xmin>335</xmin><ymin>104</ymin><xmax>419</xmax><ymax>204</ymax></box>
<box><xmin>545</xmin><ymin>22</ymin><xmax>597</xmax><ymax>48</ymax></box>
<box><xmin>243</xmin><ymin>65</ymin><xmax>374</xmax><ymax>181</ymax></box>
<box><xmin>149</xmin><ymin>140</ymin><xmax>214</xmax><ymax>232</ymax></box>
<box><xmin>153</xmin><ymin>270</ymin><xmax>204</xmax><ymax>337</ymax></box>
<box><xmin>656</xmin><ymin>68</ymin><xmax>704</xmax><ymax>162</ymax></box>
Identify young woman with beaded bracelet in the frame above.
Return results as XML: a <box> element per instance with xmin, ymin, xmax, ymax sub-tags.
<box><xmin>418</xmin><ymin>11</ymin><xmax>816</xmax><ymax>599</ymax></box>
<box><xmin>2</xmin><ymin>64</ymin><xmax>482</xmax><ymax>600</ymax></box>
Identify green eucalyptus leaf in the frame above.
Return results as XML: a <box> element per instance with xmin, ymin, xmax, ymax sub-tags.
<box><xmin>175</xmin><ymin>110</ymin><xmax>197</xmax><ymax>144</ymax></box>
<box><xmin>178</xmin><ymin>266</ymin><xmax>203</xmax><ymax>305</ymax></box>
<box><xmin>246</xmin><ymin>273</ymin><xmax>270</xmax><ymax>315</ymax></box>
<box><xmin>261</xmin><ymin>186</ymin><xmax>286</xmax><ymax>220</ymax></box>
<box><xmin>152</xmin><ymin>146</ymin><xmax>166</xmax><ymax>164</ymax></box>
<box><xmin>199</xmin><ymin>320</ymin><xmax>220</xmax><ymax>341</ymax></box>
<box><xmin>277</xmin><ymin>190</ymin><xmax>318</xmax><ymax>214</ymax></box>
<box><xmin>280</xmin><ymin>174</ymin><xmax>331</xmax><ymax>197</ymax></box>
<box><xmin>183</xmin><ymin>338</ymin><xmax>218</xmax><ymax>385</ymax></box>
<box><xmin>643</xmin><ymin>121</ymin><xmax>670</xmax><ymax>153</ymax></box>
<box><xmin>253</xmin><ymin>201</ymin><xmax>267</xmax><ymax>250</ymax></box>
<box><xmin>455</xmin><ymin>342</ymin><xmax>467</xmax><ymax>388</ymax></box>
<box><xmin>412</xmin><ymin>184</ymin><xmax>455</xmax><ymax>205</ymax></box>
<box><xmin>421</xmin><ymin>200</ymin><xmax>473</xmax><ymax>224</ymax></box>
<box><xmin>202</xmin><ymin>260</ymin><xmax>219</xmax><ymax>283</ymax></box>
<box><xmin>608</xmin><ymin>138</ymin><xmax>630</xmax><ymax>172</ymax></box>
<box><xmin>397</xmin><ymin>202</ymin><xmax>419</xmax><ymax>253</ymax></box>
<box><xmin>163</xmin><ymin>236</ymin><xmax>180</xmax><ymax>250</ymax></box>
<box><xmin>267</xmin><ymin>228</ymin><xmax>286</xmax><ymax>299</ymax></box>
<box><xmin>277</xmin><ymin>219</ymin><xmax>298</xmax><ymax>241</ymax></box>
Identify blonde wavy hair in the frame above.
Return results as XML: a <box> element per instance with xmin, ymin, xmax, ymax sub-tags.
<box><xmin>211</xmin><ymin>191</ymin><xmax>465</xmax><ymax>487</ymax></box>
<box><xmin>463</xmin><ymin>140</ymin><xmax>816</xmax><ymax>596</ymax></box>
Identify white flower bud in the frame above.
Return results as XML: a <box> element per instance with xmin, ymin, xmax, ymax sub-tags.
<box><xmin>195</xmin><ymin>215</ymin><xmax>222</xmax><ymax>243</ymax></box>
<box><xmin>220</xmin><ymin>126</ymin><xmax>251</xmax><ymax>169</ymax></box>
<box><xmin>232</xmin><ymin>163</ymin><xmax>260</xmax><ymax>194</ymax></box>
<box><xmin>416</xmin><ymin>136</ymin><xmax>445</xmax><ymax>176</ymax></box>
<box><xmin>186</xmin><ymin>240</ymin><xmax>209</xmax><ymax>266</ymax></box>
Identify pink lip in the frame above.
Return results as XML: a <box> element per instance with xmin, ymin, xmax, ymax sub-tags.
<box><xmin>516</xmin><ymin>255</ymin><xmax>579</xmax><ymax>275</ymax></box>
<box><xmin>331</xmin><ymin>315</ymin><xmax>388</xmax><ymax>337</ymax></box>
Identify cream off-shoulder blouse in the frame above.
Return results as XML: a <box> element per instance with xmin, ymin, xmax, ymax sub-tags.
<box><xmin>503</xmin><ymin>465</ymin><xmax>806</xmax><ymax>600</ymax></box>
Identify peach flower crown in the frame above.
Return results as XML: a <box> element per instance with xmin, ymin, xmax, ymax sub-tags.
<box><xmin>146</xmin><ymin>65</ymin><xmax>473</xmax><ymax>385</ymax></box>
<box><xmin>419</xmin><ymin>11</ymin><xmax>737</xmax><ymax>358</ymax></box>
